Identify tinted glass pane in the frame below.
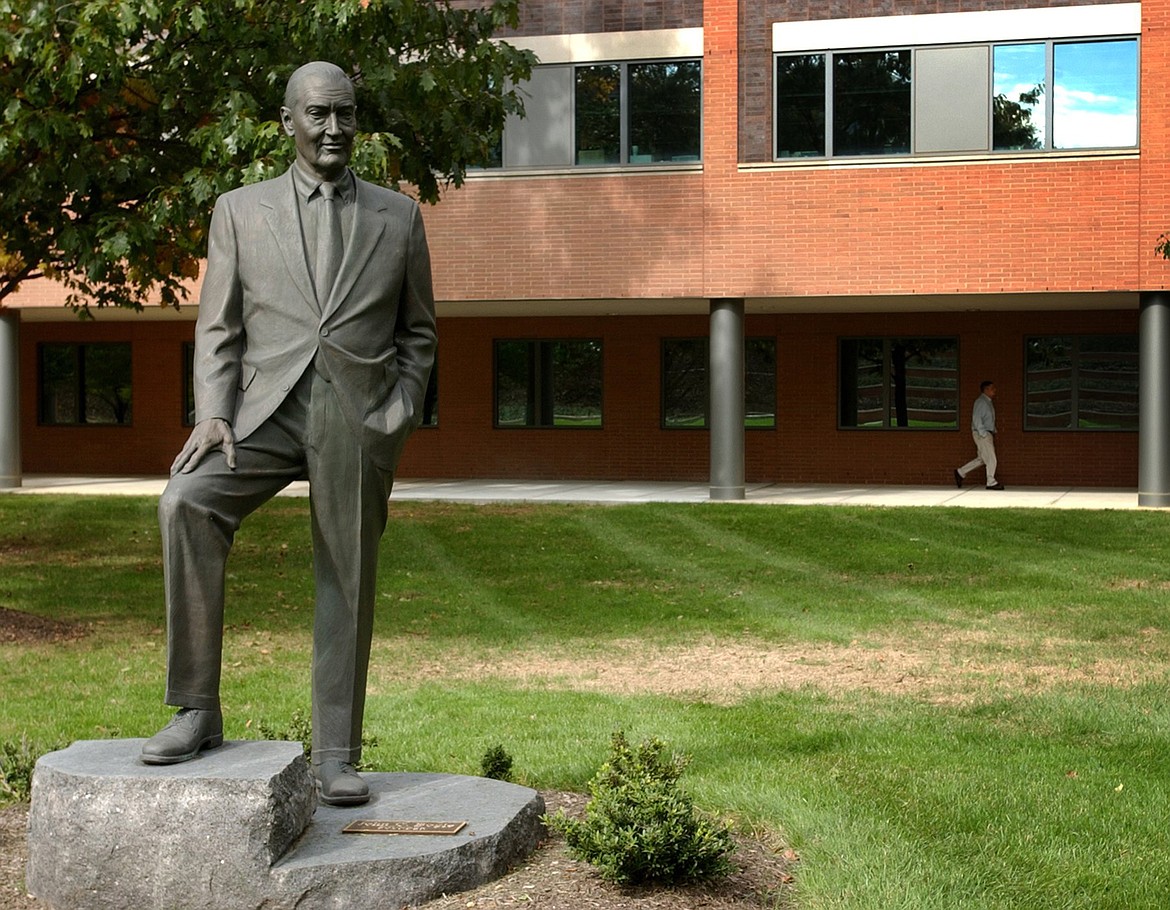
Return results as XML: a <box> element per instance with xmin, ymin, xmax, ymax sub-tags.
<box><xmin>575</xmin><ymin>64</ymin><xmax>620</xmax><ymax>165</ymax></box>
<box><xmin>83</xmin><ymin>343</ymin><xmax>132</xmax><ymax>424</ymax></box>
<box><xmin>550</xmin><ymin>341</ymin><xmax>602</xmax><ymax>426</ymax></box>
<box><xmin>839</xmin><ymin>339</ymin><xmax>884</xmax><ymax>427</ymax></box>
<box><xmin>1053</xmin><ymin>40</ymin><xmax>1137</xmax><ymax>149</ymax></box>
<box><xmin>39</xmin><ymin>344</ymin><xmax>78</xmax><ymax>424</ymax></box>
<box><xmin>183</xmin><ymin>342</ymin><xmax>196</xmax><ymax>426</ymax></box>
<box><xmin>776</xmin><ymin>54</ymin><xmax>826</xmax><ymax>158</ymax></box>
<box><xmin>993</xmin><ymin>43</ymin><xmax>1046</xmax><ymax>150</ymax></box>
<box><xmin>495</xmin><ymin>340</ymin><xmax>533</xmax><ymax>426</ymax></box>
<box><xmin>421</xmin><ymin>355</ymin><xmax>438</xmax><ymax>427</ymax></box>
<box><xmin>1026</xmin><ymin>336</ymin><xmax>1074</xmax><ymax>429</ymax></box>
<box><xmin>888</xmin><ymin>338</ymin><xmax>957</xmax><ymax>428</ymax></box>
<box><xmin>1078</xmin><ymin>335</ymin><xmax>1137</xmax><ymax>429</ymax></box>
<box><xmin>833</xmin><ymin>51</ymin><xmax>910</xmax><ymax>156</ymax></box>
<box><xmin>628</xmin><ymin>61</ymin><xmax>701</xmax><ymax>163</ymax></box>
<box><xmin>663</xmin><ymin>339</ymin><xmax>707</xmax><ymax>428</ymax></box>
<box><xmin>746</xmin><ymin>338</ymin><xmax>776</xmax><ymax>428</ymax></box>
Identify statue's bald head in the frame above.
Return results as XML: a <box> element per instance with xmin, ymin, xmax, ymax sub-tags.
<box><xmin>280</xmin><ymin>61</ymin><xmax>358</xmax><ymax>182</ymax></box>
<box><xmin>284</xmin><ymin>61</ymin><xmax>353</xmax><ymax>110</ymax></box>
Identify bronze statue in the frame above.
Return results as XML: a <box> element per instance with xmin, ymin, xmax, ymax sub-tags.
<box><xmin>140</xmin><ymin>61</ymin><xmax>437</xmax><ymax>807</ymax></box>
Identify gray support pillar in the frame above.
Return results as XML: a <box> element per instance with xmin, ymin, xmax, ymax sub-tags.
<box><xmin>709</xmin><ymin>298</ymin><xmax>745</xmax><ymax>501</ymax></box>
<box><xmin>0</xmin><ymin>309</ymin><xmax>20</xmax><ymax>488</ymax></box>
<box><xmin>1140</xmin><ymin>292</ymin><xmax>1170</xmax><ymax>507</ymax></box>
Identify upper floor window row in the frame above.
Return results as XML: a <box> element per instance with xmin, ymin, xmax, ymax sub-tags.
<box><xmin>775</xmin><ymin>37</ymin><xmax>1137</xmax><ymax>160</ymax></box>
<box><xmin>485</xmin><ymin>59</ymin><xmax>701</xmax><ymax>170</ymax></box>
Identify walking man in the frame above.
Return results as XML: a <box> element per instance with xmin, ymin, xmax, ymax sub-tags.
<box><xmin>954</xmin><ymin>380</ymin><xmax>1004</xmax><ymax>491</ymax></box>
<box><xmin>139</xmin><ymin>61</ymin><xmax>437</xmax><ymax>807</ymax></box>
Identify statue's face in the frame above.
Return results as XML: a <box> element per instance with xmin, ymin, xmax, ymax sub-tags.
<box><xmin>280</xmin><ymin>70</ymin><xmax>357</xmax><ymax>183</ymax></box>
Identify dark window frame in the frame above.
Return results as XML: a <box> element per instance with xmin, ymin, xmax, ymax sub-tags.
<box><xmin>37</xmin><ymin>341</ymin><xmax>133</xmax><ymax>427</ymax></box>
<box><xmin>1024</xmin><ymin>334</ymin><xmax>1137</xmax><ymax>432</ymax></box>
<box><xmin>660</xmin><ymin>337</ymin><xmax>778</xmax><ymax>430</ymax></box>
<box><xmin>493</xmin><ymin>338</ymin><xmax>604</xmax><ymax>429</ymax></box>
<box><xmin>838</xmin><ymin>336</ymin><xmax>959</xmax><ymax>430</ymax></box>
<box><xmin>182</xmin><ymin>341</ymin><xmax>196</xmax><ymax>427</ymax></box>
<box><xmin>574</xmin><ymin>58</ymin><xmax>703</xmax><ymax>166</ymax></box>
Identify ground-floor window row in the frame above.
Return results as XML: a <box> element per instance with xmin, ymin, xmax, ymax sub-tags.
<box><xmin>35</xmin><ymin>333</ymin><xmax>1138</xmax><ymax>434</ymax></box>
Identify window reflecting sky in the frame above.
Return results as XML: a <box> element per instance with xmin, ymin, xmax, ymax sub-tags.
<box><xmin>994</xmin><ymin>39</ymin><xmax>1137</xmax><ymax>149</ymax></box>
<box><xmin>1052</xmin><ymin>40</ymin><xmax>1137</xmax><ymax>148</ymax></box>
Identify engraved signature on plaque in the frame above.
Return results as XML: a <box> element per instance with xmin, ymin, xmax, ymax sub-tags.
<box><xmin>342</xmin><ymin>819</ymin><xmax>469</xmax><ymax>836</ymax></box>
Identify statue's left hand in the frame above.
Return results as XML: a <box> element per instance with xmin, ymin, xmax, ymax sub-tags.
<box><xmin>170</xmin><ymin>418</ymin><xmax>237</xmax><ymax>475</ymax></box>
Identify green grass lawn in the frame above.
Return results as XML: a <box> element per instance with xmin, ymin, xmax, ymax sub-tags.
<box><xmin>3</xmin><ymin>495</ymin><xmax>1169</xmax><ymax>909</ymax></box>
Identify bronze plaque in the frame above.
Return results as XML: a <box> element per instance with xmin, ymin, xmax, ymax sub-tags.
<box><xmin>342</xmin><ymin>819</ymin><xmax>468</xmax><ymax>836</ymax></box>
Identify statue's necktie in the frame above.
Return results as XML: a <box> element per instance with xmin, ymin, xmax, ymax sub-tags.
<box><xmin>315</xmin><ymin>182</ymin><xmax>342</xmax><ymax>304</ymax></box>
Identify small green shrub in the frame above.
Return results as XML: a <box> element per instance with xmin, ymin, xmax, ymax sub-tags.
<box><xmin>256</xmin><ymin>709</ymin><xmax>378</xmax><ymax>769</ymax></box>
<box><xmin>545</xmin><ymin>731</ymin><xmax>735</xmax><ymax>886</ymax></box>
<box><xmin>1</xmin><ymin>735</ymin><xmax>60</xmax><ymax>804</ymax></box>
<box><xmin>480</xmin><ymin>744</ymin><xmax>514</xmax><ymax>781</ymax></box>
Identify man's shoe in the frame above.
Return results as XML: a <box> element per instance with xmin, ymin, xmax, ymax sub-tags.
<box><xmin>314</xmin><ymin>759</ymin><xmax>370</xmax><ymax>806</ymax></box>
<box><xmin>988</xmin><ymin>483</ymin><xmax>1006</xmax><ymax>490</ymax></box>
<box><xmin>953</xmin><ymin>470</ymin><xmax>963</xmax><ymax>488</ymax></box>
<box><xmin>140</xmin><ymin>708</ymin><xmax>223</xmax><ymax>765</ymax></box>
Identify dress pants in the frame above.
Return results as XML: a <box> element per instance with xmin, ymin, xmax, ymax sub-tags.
<box><xmin>158</xmin><ymin>366</ymin><xmax>392</xmax><ymax>764</ymax></box>
<box><xmin>958</xmin><ymin>431</ymin><xmax>998</xmax><ymax>487</ymax></box>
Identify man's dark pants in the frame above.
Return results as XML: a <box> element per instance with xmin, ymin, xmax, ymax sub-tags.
<box><xmin>158</xmin><ymin>366</ymin><xmax>391</xmax><ymax>764</ymax></box>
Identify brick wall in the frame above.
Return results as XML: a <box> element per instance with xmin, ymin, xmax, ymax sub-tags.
<box><xmin>21</xmin><ymin>308</ymin><xmax>1137</xmax><ymax>487</ymax></box>
<box><xmin>20</xmin><ymin>320</ymin><xmax>196</xmax><ymax>475</ymax></box>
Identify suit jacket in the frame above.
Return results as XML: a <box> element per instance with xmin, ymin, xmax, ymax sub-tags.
<box><xmin>193</xmin><ymin>167</ymin><xmax>436</xmax><ymax>472</ymax></box>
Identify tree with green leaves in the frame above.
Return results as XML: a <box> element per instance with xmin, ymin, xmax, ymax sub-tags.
<box><xmin>0</xmin><ymin>0</ymin><xmax>534</xmax><ymax>311</ymax></box>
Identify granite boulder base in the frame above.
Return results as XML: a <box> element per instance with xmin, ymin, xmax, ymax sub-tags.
<box><xmin>26</xmin><ymin>739</ymin><xmax>545</xmax><ymax>910</ymax></box>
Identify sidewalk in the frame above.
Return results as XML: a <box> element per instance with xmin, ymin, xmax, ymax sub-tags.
<box><xmin>2</xmin><ymin>475</ymin><xmax>1144</xmax><ymax>509</ymax></box>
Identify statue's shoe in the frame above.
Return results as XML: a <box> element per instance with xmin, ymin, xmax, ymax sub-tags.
<box><xmin>314</xmin><ymin>759</ymin><xmax>370</xmax><ymax>806</ymax></box>
<box><xmin>140</xmin><ymin>708</ymin><xmax>224</xmax><ymax>765</ymax></box>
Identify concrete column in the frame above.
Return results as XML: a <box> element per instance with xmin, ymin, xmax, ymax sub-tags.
<box><xmin>0</xmin><ymin>309</ymin><xmax>20</xmax><ymax>489</ymax></box>
<box><xmin>1140</xmin><ymin>292</ymin><xmax>1170</xmax><ymax>507</ymax></box>
<box><xmin>709</xmin><ymin>298</ymin><xmax>745</xmax><ymax>501</ymax></box>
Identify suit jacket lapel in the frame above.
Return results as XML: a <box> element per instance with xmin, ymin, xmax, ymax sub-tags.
<box><xmin>322</xmin><ymin>180</ymin><xmax>387</xmax><ymax>320</ymax></box>
<box><xmin>262</xmin><ymin>170</ymin><xmax>319</xmax><ymax>315</ymax></box>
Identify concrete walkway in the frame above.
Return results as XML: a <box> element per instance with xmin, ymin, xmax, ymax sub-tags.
<box><xmin>3</xmin><ymin>474</ymin><xmax>1146</xmax><ymax>509</ymax></box>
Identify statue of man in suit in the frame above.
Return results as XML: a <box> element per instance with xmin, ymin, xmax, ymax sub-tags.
<box><xmin>140</xmin><ymin>61</ymin><xmax>437</xmax><ymax>807</ymax></box>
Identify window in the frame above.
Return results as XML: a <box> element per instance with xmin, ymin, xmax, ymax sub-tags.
<box><xmin>38</xmin><ymin>342</ymin><xmax>132</xmax><ymax>426</ymax></box>
<box><xmin>575</xmin><ymin>60</ymin><xmax>702</xmax><ymax>165</ymax></box>
<box><xmin>661</xmin><ymin>338</ymin><xmax>777</xmax><ymax>429</ymax></box>
<box><xmin>839</xmin><ymin>337</ymin><xmax>958</xmax><ymax>429</ymax></box>
<box><xmin>994</xmin><ymin>40</ymin><xmax>1138</xmax><ymax>150</ymax></box>
<box><xmin>1025</xmin><ymin>335</ymin><xmax>1137</xmax><ymax>430</ymax></box>
<box><xmin>420</xmin><ymin>356</ymin><xmax>438</xmax><ymax>427</ymax></box>
<box><xmin>494</xmin><ymin>340</ymin><xmax>602</xmax><ymax>428</ymax></box>
<box><xmin>776</xmin><ymin>37</ymin><xmax>1137</xmax><ymax>159</ymax></box>
<box><xmin>182</xmin><ymin>341</ymin><xmax>196</xmax><ymax>426</ymax></box>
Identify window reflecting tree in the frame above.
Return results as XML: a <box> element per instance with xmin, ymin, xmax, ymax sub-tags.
<box><xmin>628</xmin><ymin>61</ymin><xmax>701</xmax><ymax>162</ymax></box>
<box><xmin>575</xmin><ymin>65</ymin><xmax>620</xmax><ymax>164</ymax></box>
<box><xmin>833</xmin><ymin>51</ymin><xmax>911</xmax><ymax>156</ymax></box>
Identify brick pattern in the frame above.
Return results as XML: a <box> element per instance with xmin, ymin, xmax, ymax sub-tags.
<box><xmin>393</xmin><ymin>308</ymin><xmax>1137</xmax><ymax>486</ymax></box>
<box><xmin>462</xmin><ymin>0</ymin><xmax>704</xmax><ymax>37</ymax></box>
<box><xmin>20</xmin><ymin>308</ymin><xmax>1139</xmax><ymax>487</ymax></box>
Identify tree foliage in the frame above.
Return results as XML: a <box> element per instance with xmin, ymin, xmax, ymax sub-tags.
<box><xmin>0</xmin><ymin>0</ymin><xmax>535</xmax><ymax>310</ymax></box>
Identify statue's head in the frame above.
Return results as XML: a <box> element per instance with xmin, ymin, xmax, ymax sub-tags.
<box><xmin>280</xmin><ymin>61</ymin><xmax>357</xmax><ymax>183</ymax></box>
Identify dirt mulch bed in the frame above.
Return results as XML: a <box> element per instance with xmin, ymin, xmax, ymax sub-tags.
<box><xmin>0</xmin><ymin>608</ymin><xmax>87</xmax><ymax>645</ymax></box>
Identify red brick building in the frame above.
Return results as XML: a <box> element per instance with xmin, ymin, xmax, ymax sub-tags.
<box><xmin>5</xmin><ymin>0</ymin><xmax>1169</xmax><ymax>500</ymax></box>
